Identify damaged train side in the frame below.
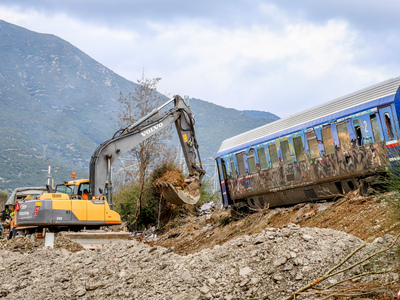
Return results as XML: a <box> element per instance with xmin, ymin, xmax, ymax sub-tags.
<box><xmin>216</xmin><ymin>77</ymin><xmax>400</xmax><ymax>210</ymax></box>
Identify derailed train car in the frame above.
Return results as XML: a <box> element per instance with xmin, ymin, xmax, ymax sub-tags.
<box><xmin>215</xmin><ymin>77</ymin><xmax>400</xmax><ymax>210</ymax></box>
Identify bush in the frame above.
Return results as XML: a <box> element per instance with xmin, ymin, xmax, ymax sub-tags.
<box><xmin>378</xmin><ymin>154</ymin><xmax>400</xmax><ymax>223</ymax></box>
<box><xmin>149</xmin><ymin>162</ymin><xmax>187</xmax><ymax>227</ymax></box>
<box><xmin>113</xmin><ymin>160</ymin><xmax>221</xmax><ymax>231</ymax></box>
<box><xmin>0</xmin><ymin>190</ymin><xmax>8</xmax><ymax>202</ymax></box>
<box><xmin>112</xmin><ymin>181</ymin><xmax>158</xmax><ymax>230</ymax></box>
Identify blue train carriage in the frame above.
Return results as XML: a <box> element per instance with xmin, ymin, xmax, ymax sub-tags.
<box><xmin>215</xmin><ymin>77</ymin><xmax>400</xmax><ymax>210</ymax></box>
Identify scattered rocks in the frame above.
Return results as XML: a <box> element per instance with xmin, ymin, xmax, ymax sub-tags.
<box><xmin>0</xmin><ymin>225</ymin><xmax>397</xmax><ymax>299</ymax></box>
<box><xmin>239</xmin><ymin>266</ymin><xmax>252</xmax><ymax>276</ymax></box>
<box><xmin>0</xmin><ymin>236</ymin><xmax>43</xmax><ymax>253</ymax></box>
<box><xmin>54</xmin><ymin>235</ymin><xmax>85</xmax><ymax>252</ymax></box>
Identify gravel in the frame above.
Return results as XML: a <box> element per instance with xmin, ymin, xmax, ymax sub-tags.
<box><xmin>0</xmin><ymin>224</ymin><xmax>396</xmax><ymax>299</ymax></box>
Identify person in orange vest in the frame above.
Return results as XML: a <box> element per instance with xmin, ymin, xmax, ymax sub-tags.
<box><xmin>82</xmin><ymin>189</ymin><xmax>89</xmax><ymax>200</ymax></box>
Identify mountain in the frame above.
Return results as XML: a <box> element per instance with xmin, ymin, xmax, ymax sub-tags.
<box><xmin>241</xmin><ymin>110</ymin><xmax>279</xmax><ymax>121</ymax></box>
<box><xmin>0</xmin><ymin>20</ymin><xmax>140</xmax><ymax>190</ymax></box>
<box><xmin>0</xmin><ymin>20</ymin><xmax>278</xmax><ymax>192</ymax></box>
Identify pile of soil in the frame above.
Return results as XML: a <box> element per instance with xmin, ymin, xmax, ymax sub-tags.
<box><xmin>54</xmin><ymin>235</ymin><xmax>85</xmax><ymax>253</ymax></box>
<box><xmin>0</xmin><ymin>235</ymin><xmax>85</xmax><ymax>253</ymax></box>
<box><xmin>153</xmin><ymin>171</ymin><xmax>187</xmax><ymax>189</ymax></box>
<box><xmin>0</xmin><ymin>236</ymin><xmax>41</xmax><ymax>253</ymax></box>
<box><xmin>151</xmin><ymin>191</ymin><xmax>400</xmax><ymax>255</ymax></box>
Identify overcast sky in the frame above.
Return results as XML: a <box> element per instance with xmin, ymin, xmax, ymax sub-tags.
<box><xmin>1</xmin><ymin>1</ymin><xmax>399</xmax><ymax>118</ymax></box>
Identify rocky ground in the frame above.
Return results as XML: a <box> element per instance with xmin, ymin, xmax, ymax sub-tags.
<box><xmin>0</xmin><ymin>192</ymin><xmax>399</xmax><ymax>299</ymax></box>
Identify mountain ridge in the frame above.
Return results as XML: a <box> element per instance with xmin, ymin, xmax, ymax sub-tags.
<box><xmin>0</xmin><ymin>20</ymin><xmax>279</xmax><ymax>192</ymax></box>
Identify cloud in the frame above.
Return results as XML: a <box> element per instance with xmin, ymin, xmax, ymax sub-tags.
<box><xmin>1</xmin><ymin>1</ymin><xmax>400</xmax><ymax>118</ymax></box>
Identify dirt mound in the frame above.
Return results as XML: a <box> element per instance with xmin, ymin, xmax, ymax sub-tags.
<box><xmin>0</xmin><ymin>236</ymin><xmax>41</xmax><ymax>252</ymax></box>
<box><xmin>0</xmin><ymin>235</ymin><xmax>84</xmax><ymax>253</ymax></box>
<box><xmin>54</xmin><ymin>235</ymin><xmax>85</xmax><ymax>253</ymax></box>
<box><xmin>153</xmin><ymin>171</ymin><xmax>187</xmax><ymax>188</ymax></box>
<box><xmin>151</xmin><ymin>192</ymin><xmax>400</xmax><ymax>255</ymax></box>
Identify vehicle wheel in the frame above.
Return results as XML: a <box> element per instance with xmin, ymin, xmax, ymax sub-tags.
<box><xmin>14</xmin><ymin>230</ymin><xmax>25</xmax><ymax>237</ymax></box>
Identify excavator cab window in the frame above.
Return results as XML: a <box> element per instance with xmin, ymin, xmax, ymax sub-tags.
<box><xmin>78</xmin><ymin>183</ymin><xmax>90</xmax><ymax>196</ymax></box>
<box><xmin>55</xmin><ymin>184</ymin><xmax>74</xmax><ymax>195</ymax></box>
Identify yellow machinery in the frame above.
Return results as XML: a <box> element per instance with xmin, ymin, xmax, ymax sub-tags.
<box><xmin>11</xmin><ymin>95</ymin><xmax>204</xmax><ymax>237</ymax></box>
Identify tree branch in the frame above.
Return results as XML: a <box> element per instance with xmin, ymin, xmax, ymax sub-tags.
<box><xmin>283</xmin><ymin>232</ymin><xmax>400</xmax><ymax>300</ymax></box>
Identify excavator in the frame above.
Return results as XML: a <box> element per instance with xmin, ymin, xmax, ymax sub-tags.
<box><xmin>10</xmin><ymin>95</ymin><xmax>205</xmax><ymax>237</ymax></box>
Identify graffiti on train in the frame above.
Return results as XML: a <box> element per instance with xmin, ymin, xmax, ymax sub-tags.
<box><xmin>226</xmin><ymin>141</ymin><xmax>388</xmax><ymax>199</ymax></box>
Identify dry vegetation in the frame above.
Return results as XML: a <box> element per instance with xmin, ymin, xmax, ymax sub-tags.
<box><xmin>150</xmin><ymin>191</ymin><xmax>399</xmax><ymax>255</ymax></box>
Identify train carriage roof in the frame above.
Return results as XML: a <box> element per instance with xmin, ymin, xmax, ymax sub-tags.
<box><xmin>217</xmin><ymin>76</ymin><xmax>400</xmax><ymax>157</ymax></box>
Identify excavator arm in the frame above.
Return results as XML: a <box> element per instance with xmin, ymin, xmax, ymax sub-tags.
<box><xmin>89</xmin><ymin>95</ymin><xmax>205</xmax><ymax>207</ymax></box>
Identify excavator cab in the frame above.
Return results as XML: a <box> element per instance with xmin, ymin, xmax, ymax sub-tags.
<box><xmin>55</xmin><ymin>179</ymin><xmax>87</xmax><ymax>198</ymax></box>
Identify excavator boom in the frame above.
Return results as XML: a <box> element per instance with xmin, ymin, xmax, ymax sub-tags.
<box><xmin>89</xmin><ymin>95</ymin><xmax>205</xmax><ymax>207</ymax></box>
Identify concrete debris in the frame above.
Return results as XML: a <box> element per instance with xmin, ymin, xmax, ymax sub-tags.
<box><xmin>0</xmin><ymin>225</ymin><xmax>397</xmax><ymax>299</ymax></box>
<box><xmin>199</xmin><ymin>201</ymin><xmax>216</xmax><ymax>215</ymax></box>
<box><xmin>133</xmin><ymin>226</ymin><xmax>159</xmax><ymax>241</ymax></box>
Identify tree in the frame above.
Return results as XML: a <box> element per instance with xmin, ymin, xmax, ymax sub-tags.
<box><xmin>0</xmin><ymin>189</ymin><xmax>8</xmax><ymax>212</ymax></box>
<box><xmin>114</xmin><ymin>73</ymin><xmax>176</xmax><ymax>228</ymax></box>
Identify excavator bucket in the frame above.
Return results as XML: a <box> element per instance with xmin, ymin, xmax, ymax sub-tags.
<box><xmin>153</xmin><ymin>172</ymin><xmax>201</xmax><ymax>205</ymax></box>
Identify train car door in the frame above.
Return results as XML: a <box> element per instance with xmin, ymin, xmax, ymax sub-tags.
<box><xmin>378</xmin><ymin>105</ymin><xmax>397</xmax><ymax>141</ymax></box>
<box><xmin>216</xmin><ymin>158</ymin><xmax>230</xmax><ymax>207</ymax></box>
<box><xmin>378</xmin><ymin>105</ymin><xmax>400</xmax><ymax>163</ymax></box>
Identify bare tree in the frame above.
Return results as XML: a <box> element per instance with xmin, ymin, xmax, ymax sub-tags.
<box><xmin>115</xmin><ymin>73</ymin><xmax>176</xmax><ymax>227</ymax></box>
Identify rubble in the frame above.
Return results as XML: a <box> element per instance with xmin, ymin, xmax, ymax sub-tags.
<box><xmin>153</xmin><ymin>171</ymin><xmax>187</xmax><ymax>189</ymax></box>
<box><xmin>0</xmin><ymin>225</ymin><xmax>397</xmax><ymax>299</ymax></box>
<box><xmin>54</xmin><ymin>235</ymin><xmax>85</xmax><ymax>252</ymax></box>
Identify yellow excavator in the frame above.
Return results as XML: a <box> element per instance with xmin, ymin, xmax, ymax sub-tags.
<box><xmin>10</xmin><ymin>95</ymin><xmax>205</xmax><ymax>237</ymax></box>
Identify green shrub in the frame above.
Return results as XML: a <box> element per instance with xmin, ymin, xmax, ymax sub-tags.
<box><xmin>378</xmin><ymin>154</ymin><xmax>400</xmax><ymax>223</ymax></box>
<box><xmin>0</xmin><ymin>190</ymin><xmax>8</xmax><ymax>203</ymax></box>
<box><xmin>113</xmin><ymin>182</ymin><xmax>160</xmax><ymax>231</ymax></box>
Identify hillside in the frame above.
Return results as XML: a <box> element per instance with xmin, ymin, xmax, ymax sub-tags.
<box><xmin>0</xmin><ymin>20</ymin><xmax>140</xmax><ymax>189</ymax></box>
<box><xmin>242</xmin><ymin>109</ymin><xmax>279</xmax><ymax>120</ymax></box>
<box><xmin>0</xmin><ymin>20</ymin><xmax>278</xmax><ymax>192</ymax></box>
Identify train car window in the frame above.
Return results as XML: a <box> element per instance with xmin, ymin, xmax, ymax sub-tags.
<box><xmin>353</xmin><ymin>119</ymin><xmax>363</xmax><ymax>146</ymax></box>
<box><xmin>321</xmin><ymin>127</ymin><xmax>335</xmax><ymax>155</ymax></box>
<box><xmin>293</xmin><ymin>136</ymin><xmax>305</xmax><ymax>161</ymax></box>
<box><xmin>236</xmin><ymin>152</ymin><xmax>246</xmax><ymax>176</ymax></box>
<box><xmin>370</xmin><ymin>114</ymin><xmax>381</xmax><ymax>142</ymax></box>
<box><xmin>230</xmin><ymin>158</ymin><xmax>237</xmax><ymax>177</ymax></box>
<box><xmin>337</xmin><ymin>122</ymin><xmax>351</xmax><ymax>150</ymax></box>
<box><xmin>257</xmin><ymin>147</ymin><xmax>268</xmax><ymax>170</ymax></box>
<box><xmin>384</xmin><ymin>113</ymin><xmax>394</xmax><ymax>140</ymax></box>
<box><xmin>306</xmin><ymin>131</ymin><xmax>320</xmax><ymax>158</ymax></box>
<box><xmin>221</xmin><ymin>159</ymin><xmax>228</xmax><ymax>180</ymax></box>
<box><xmin>268</xmin><ymin>144</ymin><xmax>280</xmax><ymax>168</ymax></box>
<box><xmin>281</xmin><ymin>140</ymin><xmax>291</xmax><ymax>164</ymax></box>
<box><xmin>247</xmin><ymin>150</ymin><xmax>257</xmax><ymax>173</ymax></box>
